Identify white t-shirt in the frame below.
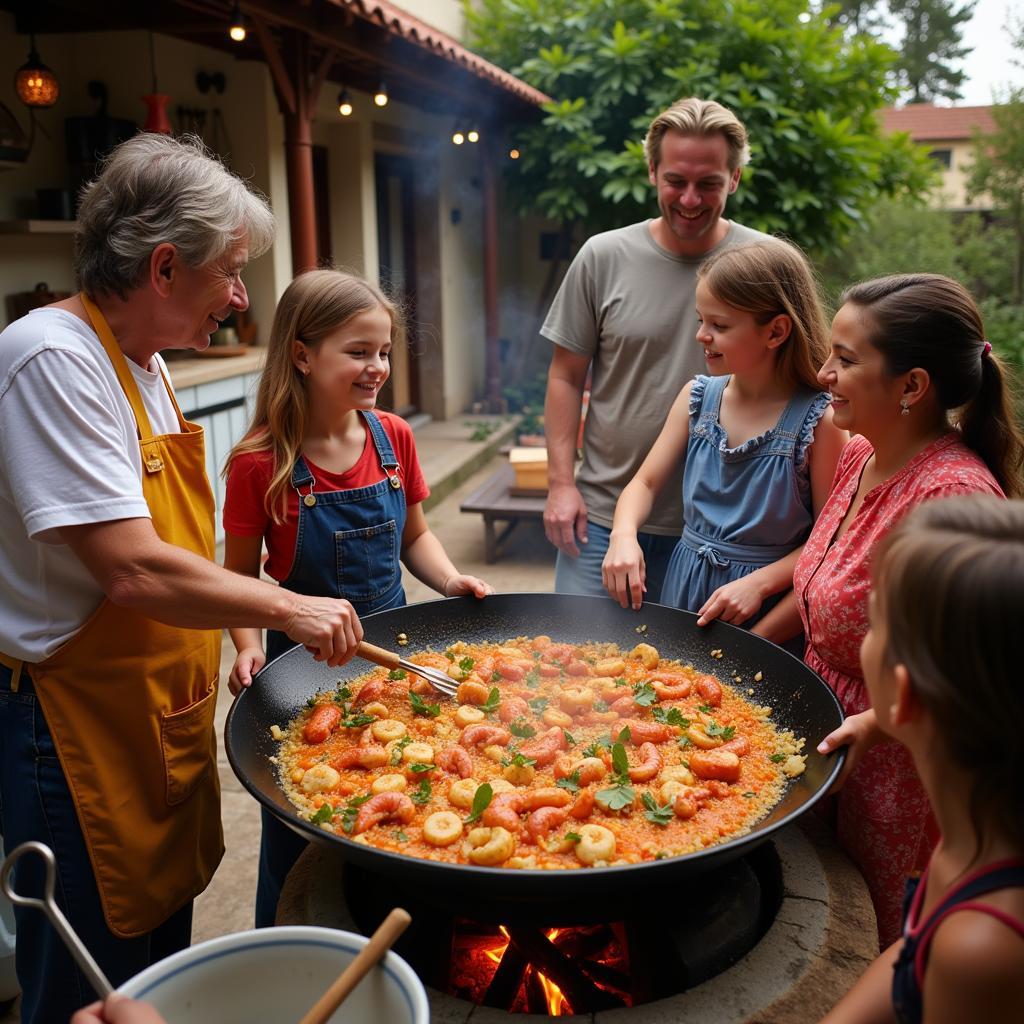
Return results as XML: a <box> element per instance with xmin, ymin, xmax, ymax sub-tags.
<box><xmin>0</xmin><ymin>307</ymin><xmax>181</xmax><ymax>661</ymax></box>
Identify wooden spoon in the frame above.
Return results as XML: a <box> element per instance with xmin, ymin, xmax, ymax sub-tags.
<box><xmin>297</xmin><ymin>908</ymin><xmax>413</xmax><ymax>1024</ymax></box>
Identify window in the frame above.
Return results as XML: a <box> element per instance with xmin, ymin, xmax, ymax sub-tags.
<box><xmin>929</xmin><ymin>149</ymin><xmax>952</xmax><ymax>170</ymax></box>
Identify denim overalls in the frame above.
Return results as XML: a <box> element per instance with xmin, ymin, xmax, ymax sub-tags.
<box><xmin>257</xmin><ymin>410</ymin><xmax>408</xmax><ymax>925</ymax></box>
<box><xmin>661</xmin><ymin>375</ymin><xmax>830</xmax><ymax>643</ymax></box>
<box><xmin>265</xmin><ymin>409</ymin><xmax>407</xmax><ymax>660</ymax></box>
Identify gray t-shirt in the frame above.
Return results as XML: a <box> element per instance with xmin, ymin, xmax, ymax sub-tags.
<box><xmin>541</xmin><ymin>219</ymin><xmax>772</xmax><ymax>535</ymax></box>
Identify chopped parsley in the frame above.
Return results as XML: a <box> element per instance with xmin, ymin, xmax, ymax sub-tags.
<box><xmin>409</xmin><ymin>692</ymin><xmax>441</xmax><ymax>718</ymax></box>
<box><xmin>556</xmin><ymin>770</ymin><xmax>581</xmax><ymax>794</ymax></box>
<box><xmin>410</xmin><ymin>779</ymin><xmax>432</xmax><ymax>805</ymax></box>
<box><xmin>596</xmin><ymin>742</ymin><xmax>636</xmax><ymax>811</ymax></box>
<box><xmin>583</xmin><ymin>733</ymin><xmax>613</xmax><ymax>758</ymax></box>
<box><xmin>562</xmin><ymin>729</ymin><xmax>577</xmax><ymax>747</ymax></box>
<box><xmin>335</xmin><ymin>684</ymin><xmax>352</xmax><ymax>699</ymax></box>
<box><xmin>444</xmin><ymin>650</ymin><xmax>456</xmax><ymax>662</ymax></box>
<box><xmin>742</xmin><ymin>791</ymin><xmax>756</xmax><ymax>798</ymax></box>
<box><xmin>615</xmin><ymin>726</ymin><xmax>632</xmax><ymax>744</ymax></box>
<box><xmin>524</xmin><ymin>668</ymin><xmax>541</xmax><ymax>690</ymax></box>
<box><xmin>407</xmin><ymin>762</ymin><xmax>435</xmax><ymax>773</ymax></box>
<box><xmin>465</xmin><ymin>782</ymin><xmax>493</xmax><ymax>824</ymax></box>
<box><xmin>592</xmin><ymin>699</ymin><xmax>609</xmax><ymax>712</ymax></box>
<box><xmin>479</xmin><ymin>687</ymin><xmax>501</xmax><ymax>715</ymax></box>
<box><xmin>697</xmin><ymin>703</ymin><xmax>714</xmax><ymax>714</ymax></box>
<box><xmin>632</xmin><ymin>682</ymin><xmax>657</xmax><ymax>707</ymax></box>
<box><xmin>770</xmin><ymin>753</ymin><xmax>787</xmax><ymax>763</ymax></box>
<box><xmin>678</xmin><ymin>736</ymin><xmax>691</xmax><ymax>750</ymax></box>
<box><xmin>527</xmin><ymin>696</ymin><xmax>549</xmax><ymax>714</ymax></box>
<box><xmin>642</xmin><ymin>792</ymin><xmax>674</xmax><ymax>826</ymax></box>
<box><xmin>389</xmin><ymin>735</ymin><xmax>412</xmax><ymax>765</ymax></box>
<box><xmin>705</xmin><ymin>720</ymin><xmax>736</xmax><ymax>740</ymax></box>
<box><xmin>394</xmin><ymin>830</ymin><xmax>409</xmax><ymax>843</ymax></box>
<box><xmin>491</xmin><ymin>670</ymin><xmax>503</xmax><ymax>682</ymax></box>
<box><xmin>501</xmin><ymin>752</ymin><xmax>537</xmax><ymax>769</ymax></box>
<box><xmin>387</xmin><ymin>668</ymin><xmax>407</xmax><ymax>681</ymax></box>
<box><xmin>652</xmin><ymin>706</ymin><xmax>689</xmax><ymax>729</ymax></box>
<box><xmin>458</xmin><ymin>656</ymin><xmax>475</xmax><ymax>675</ymax></box>
<box><xmin>309</xmin><ymin>803</ymin><xmax>335</xmax><ymax>825</ymax></box>
<box><xmin>509</xmin><ymin>719</ymin><xmax>536</xmax><ymax>739</ymax></box>
<box><xmin>564</xmin><ymin>831</ymin><xmax>582</xmax><ymax>844</ymax></box>
<box><xmin>339</xmin><ymin>794</ymin><xmax>373</xmax><ymax>834</ymax></box>
<box><xmin>340</xmin><ymin>713</ymin><xmax>375</xmax><ymax>729</ymax></box>
<box><xmin>305</xmin><ymin>696</ymin><xmax>317</xmax><ymax>709</ymax></box>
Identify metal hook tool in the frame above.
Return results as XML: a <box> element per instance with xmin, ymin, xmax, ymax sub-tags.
<box><xmin>1</xmin><ymin>841</ymin><xmax>113</xmax><ymax>998</ymax></box>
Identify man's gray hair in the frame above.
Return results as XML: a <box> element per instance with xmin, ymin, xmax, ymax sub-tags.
<box><xmin>643</xmin><ymin>97</ymin><xmax>751</xmax><ymax>172</ymax></box>
<box><xmin>75</xmin><ymin>133</ymin><xmax>276</xmax><ymax>298</ymax></box>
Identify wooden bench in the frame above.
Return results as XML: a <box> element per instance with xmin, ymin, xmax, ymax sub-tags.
<box><xmin>460</xmin><ymin>461</ymin><xmax>546</xmax><ymax>563</ymax></box>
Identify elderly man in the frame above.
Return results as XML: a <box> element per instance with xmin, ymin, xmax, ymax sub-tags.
<box><xmin>0</xmin><ymin>134</ymin><xmax>362</xmax><ymax>1023</ymax></box>
<box><xmin>542</xmin><ymin>97</ymin><xmax>772</xmax><ymax>600</ymax></box>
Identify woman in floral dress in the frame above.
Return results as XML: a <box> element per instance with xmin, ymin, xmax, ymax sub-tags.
<box><xmin>793</xmin><ymin>274</ymin><xmax>1024</xmax><ymax>948</ymax></box>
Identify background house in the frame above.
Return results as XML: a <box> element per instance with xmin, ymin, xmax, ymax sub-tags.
<box><xmin>0</xmin><ymin>0</ymin><xmax>548</xmax><ymax>537</ymax></box>
<box><xmin>879</xmin><ymin>103</ymin><xmax>995</xmax><ymax>211</ymax></box>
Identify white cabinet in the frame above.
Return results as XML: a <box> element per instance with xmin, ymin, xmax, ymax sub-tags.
<box><xmin>176</xmin><ymin>371</ymin><xmax>261</xmax><ymax>544</ymax></box>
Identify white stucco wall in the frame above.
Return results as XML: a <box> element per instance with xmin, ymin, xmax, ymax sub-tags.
<box><xmin>396</xmin><ymin>0</ymin><xmax>466</xmax><ymax>38</ymax></box>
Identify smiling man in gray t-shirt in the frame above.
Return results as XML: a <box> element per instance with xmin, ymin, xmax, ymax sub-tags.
<box><xmin>541</xmin><ymin>96</ymin><xmax>771</xmax><ymax>601</ymax></box>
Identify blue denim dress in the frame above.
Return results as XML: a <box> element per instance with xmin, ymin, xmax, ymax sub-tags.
<box><xmin>661</xmin><ymin>375</ymin><xmax>829</xmax><ymax>631</ymax></box>
<box><xmin>258</xmin><ymin>409</ymin><xmax>408</xmax><ymax>926</ymax></box>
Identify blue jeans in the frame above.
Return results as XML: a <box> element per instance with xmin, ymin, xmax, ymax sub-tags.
<box><xmin>554</xmin><ymin>520</ymin><xmax>679</xmax><ymax>605</ymax></box>
<box><xmin>0</xmin><ymin>664</ymin><xmax>192</xmax><ymax>1024</ymax></box>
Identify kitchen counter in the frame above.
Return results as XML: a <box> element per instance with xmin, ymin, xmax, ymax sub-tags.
<box><xmin>165</xmin><ymin>347</ymin><xmax>265</xmax><ymax>389</ymax></box>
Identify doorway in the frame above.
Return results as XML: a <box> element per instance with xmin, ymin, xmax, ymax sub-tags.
<box><xmin>374</xmin><ymin>152</ymin><xmax>421</xmax><ymax>416</ymax></box>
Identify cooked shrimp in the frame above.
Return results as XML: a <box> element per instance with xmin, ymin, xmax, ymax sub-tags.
<box><xmin>352</xmin><ymin>792</ymin><xmax>415</xmax><ymax>834</ymax></box>
<box><xmin>517</xmin><ymin>727</ymin><xmax>567</xmax><ymax>767</ymax></box>
<box><xmin>459</xmin><ymin>724</ymin><xmax>512</xmax><ymax>749</ymax></box>
<box><xmin>651</xmin><ymin>676</ymin><xmax>692</xmax><ymax>700</ymax></box>
<box><xmin>526</xmin><ymin>806</ymin><xmax>569</xmax><ymax>845</ymax></box>
<box><xmin>627</xmin><ymin>742</ymin><xmax>663</xmax><ymax>783</ymax></box>
<box><xmin>498</xmin><ymin>696</ymin><xmax>530</xmax><ymax>723</ymax></box>
<box><xmin>689</xmin><ymin>748</ymin><xmax>741</xmax><ymax>783</ymax></box>
<box><xmin>435</xmin><ymin>746</ymin><xmax>474</xmax><ymax>778</ymax></box>
<box><xmin>352</xmin><ymin>679</ymin><xmax>385</xmax><ymax>707</ymax></box>
<box><xmin>482</xmin><ymin>792</ymin><xmax>526</xmax><ymax>832</ymax></box>
<box><xmin>569</xmin><ymin>788</ymin><xmax>596</xmax><ymax>820</ymax></box>
<box><xmin>696</xmin><ymin>675</ymin><xmax>723</xmax><ymax>707</ymax></box>
<box><xmin>618</xmin><ymin>719</ymin><xmax>673</xmax><ymax>745</ymax></box>
<box><xmin>720</xmin><ymin>735</ymin><xmax>750</xmax><ymax>756</ymax></box>
<box><xmin>609</xmin><ymin>696</ymin><xmax>637</xmax><ymax>716</ymax></box>
<box><xmin>303</xmin><ymin>705</ymin><xmax>341</xmax><ymax>744</ymax></box>
<box><xmin>332</xmin><ymin>745</ymin><xmax>388</xmax><ymax>770</ymax></box>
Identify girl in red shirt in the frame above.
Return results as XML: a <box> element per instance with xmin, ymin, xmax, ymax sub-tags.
<box><xmin>223</xmin><ymin>269</ymin><xmax>492</xmax><ymax>925</ymax></box>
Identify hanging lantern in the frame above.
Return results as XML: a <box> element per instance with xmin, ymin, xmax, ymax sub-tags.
<box><xmin>14</xmin><ymin>36</ymin><xmax>59</xmax><ymax>108</ymax></box>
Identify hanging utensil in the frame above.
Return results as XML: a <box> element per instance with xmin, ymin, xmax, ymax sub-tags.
<box><xmin>356</xmin><ymin>640</ymin><xmax>458</xmax><ymax>697</ymax></box>
<box><xmin>1</xmin><ymin>841</ymin><xmax>114</xmax><ymax>999</ymax></box>
<box><xmin>297</xmin><ymin>907</ymin><xmax>412</xmax><ymax>1024</ymax></box>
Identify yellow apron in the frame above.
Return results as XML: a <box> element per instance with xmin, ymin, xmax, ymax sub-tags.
<box><xmin>0</xmin><ymin>296</ymin><xmax>223</xmax><ymax>937</ymax></box>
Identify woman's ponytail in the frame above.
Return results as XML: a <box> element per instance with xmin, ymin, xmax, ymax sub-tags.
<box><xmin>958</xmin><ymin>350</ymin><xmax>1024</xmax><ymax>498</ymax></box>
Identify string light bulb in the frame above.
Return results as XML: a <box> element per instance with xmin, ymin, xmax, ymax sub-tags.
<box><xmin>337</xmin><ymin>88</ymin><xmax>353</xmax><ymax>117</ymax></box>
<box><xmin>228</xmin><ymin>3</ymin><xmax>247</xmax><ymax>42</ymax></box>
<box><xmin>14</xmin><ymin>35</ymin><xmax>59</xmax><ymax>108</ymax></box>
<box><xmin>467</xmin><ymin>128</ymin><xmax>480</xmax><ymax>143</ymax></box>
<box><xmin>373</xmin><ymin>82</ymin><xmax>388</xmax><ymax>107</ymax></box>
<box><xmin>509</xmin><ymin>148</ymin><xmax>521</xmax><ymax>160</ymax></box>
<box><xmin>451</xmin><ymin>129</ymin><xmax>465</xmax><ymax>145</ymax></box>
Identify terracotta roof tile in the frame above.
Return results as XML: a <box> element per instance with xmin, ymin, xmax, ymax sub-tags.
<box><xmin>878</xmin><ymin>103</ymin><xmax>996</xmax><ymax>141</ymax></box>
<box><xmin>332</xmin><ymin>0</ymin><xmax>551</xmax><ymax>107</ymax></box>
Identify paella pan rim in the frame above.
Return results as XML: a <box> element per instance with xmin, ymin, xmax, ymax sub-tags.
<box><xmin>225</xmin><ymin>593</ymin><xmax>845</xmax><ymax>895</ymax></box>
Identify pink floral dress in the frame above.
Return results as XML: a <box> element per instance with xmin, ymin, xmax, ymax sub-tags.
<box><xmin>793</xmin><ymin>433</ymin><xmax>1004</xmax><ymax>948</ymax></box>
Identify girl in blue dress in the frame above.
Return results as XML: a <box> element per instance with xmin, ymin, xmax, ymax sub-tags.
<box><xmin>602</xmin><ymin>240</ymin><xmax>846</xmax><ymax>643</ymax></box>
<box><xmin>222</xmin><ymin>269</ymin><xmax>492</xmax><ymax>926</ymax></box>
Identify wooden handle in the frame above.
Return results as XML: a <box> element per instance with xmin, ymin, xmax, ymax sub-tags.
<box><xmin>356</xmin><ymin>640</ymin><xmax>402</xmax><ymax>671</ymax></box>
<box><xmin>298</xmin><ymin>908</ymin><xmax>412</xmax><ymax>1024</ymax></box>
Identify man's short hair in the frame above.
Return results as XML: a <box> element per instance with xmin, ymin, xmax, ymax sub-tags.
<box><xmin>643</xmin><ymin>97</ymin><xmax>750</xmax><ymax>172</ymax></box>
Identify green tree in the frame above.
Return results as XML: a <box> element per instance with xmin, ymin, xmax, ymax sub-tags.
<box><xmin>966</xmin><ymin>93</ymin><xmax>1024</xmax><ymax>303</ymax></box>
<box><xmin>888</xmin><ymin>0</ymin><xmax>976</xmax><ymax>103</ymax></box>
<box><xmin>465</xmin><ymin>0</ymin><xmax>933</xmax><ymax>260</ymax></box>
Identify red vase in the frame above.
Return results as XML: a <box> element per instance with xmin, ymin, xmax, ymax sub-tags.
<box><xmin>141</xmin><ymin>94</ymin><xmax>172</xmax><ymax>134</ymax></box>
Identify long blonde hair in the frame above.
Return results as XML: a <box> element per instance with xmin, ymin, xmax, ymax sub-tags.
<box><xmin>224</xmin><ymin>269</ymin><xmax>403</xmax><ymax>523</ymax></box>
<box><xmin>697</xmin><ymin>239</ymin><xmax>829</xmax><ymax>392</ymax></box>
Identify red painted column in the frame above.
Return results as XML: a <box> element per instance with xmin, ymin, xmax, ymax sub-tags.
<box><xmin>481</xmin><ymin>137</ymin><xmax>503</xmax><ymax>410</ymax></box>
<box><xmin>284</xmin><ymin>112</ymin><xmax>317</xmax><ymax>275</ymax></box>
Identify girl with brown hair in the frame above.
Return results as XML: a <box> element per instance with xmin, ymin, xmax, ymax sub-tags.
<box><xmin>222</xmin><ymin>269</ymin><xmax>492</xmax><ymax>926</ymax></box>
<box><xmin>824</xmin><ymin>495</ymin><xmax>1024</xmax><ymax>1023</ymax></box>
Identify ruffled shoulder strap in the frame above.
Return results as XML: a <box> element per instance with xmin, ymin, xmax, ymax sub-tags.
<box><xmin>689</xmin><ymin>374</ymin><xmax>726</xmax><ymax>428</ymax></box>
<box><xmin>791</xmin><ymin>390</ymin><xmax>832</xmax><ymax>473</ymax></box>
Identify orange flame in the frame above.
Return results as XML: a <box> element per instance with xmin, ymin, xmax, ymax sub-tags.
<box><xmin>480</xmin><ymin>925</ymin><xmax>573</xmax><ymax>1016</ymax></box>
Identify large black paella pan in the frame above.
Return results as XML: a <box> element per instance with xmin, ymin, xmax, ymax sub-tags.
<box><xmin>226</xmin><ymin>594</ymin><xmax>844</xmax><ymax>909</ymax></box>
